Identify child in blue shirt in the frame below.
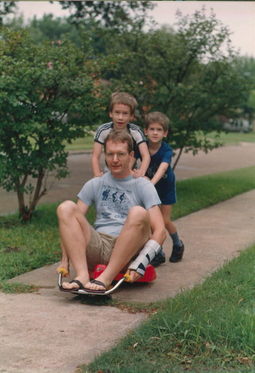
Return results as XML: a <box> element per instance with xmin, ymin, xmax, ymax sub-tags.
<box><xmin>137</xmin><ymin>111</ymin><xmax>184</xmax><ymax>265</ymax></box>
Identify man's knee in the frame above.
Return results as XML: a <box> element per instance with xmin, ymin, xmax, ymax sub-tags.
<box><xmin>57</xmin><ymin>200</ymin><xmax>77</xmax><ymax>220</ymax></box>
<box><xmin>127</xmin><ymin>206</ymin><xmax>149</xmax><ymax>226</ymax></box>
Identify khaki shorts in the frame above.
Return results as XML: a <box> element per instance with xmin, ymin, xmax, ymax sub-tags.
<box><xmin>86</xmin><ymin>226</ymin><xmax>117</xmax><ymax>270</ymax></box>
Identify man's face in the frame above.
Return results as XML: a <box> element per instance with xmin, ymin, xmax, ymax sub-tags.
<box><xmin>105</xmin><ymin>140</ymin><xmax>133</xmax><ymax>178</ymax></box>
<box><xmin>109</xmin><ymin>104</ymin><xmax>134</xmax><ymax>130</ymax></box>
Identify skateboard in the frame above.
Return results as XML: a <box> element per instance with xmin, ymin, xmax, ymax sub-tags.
<box><xmin>58</xmin><ymin>264</ymin><xmax>156</xmax><ymax>296</ymax></box>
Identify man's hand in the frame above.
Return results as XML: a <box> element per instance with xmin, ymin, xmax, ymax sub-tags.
<box><xmin>125</xmin><ymin>269</ymin><xmax>142</xmax><ymax>282</ymax></box>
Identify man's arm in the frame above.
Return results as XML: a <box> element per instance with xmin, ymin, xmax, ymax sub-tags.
<box><xmin>148</xmin><ymin>205</ymin><xmax>166</xmax><ymax>244</ymax></box>
<box><xmin>127</xmin><ymin>205</ymin><xmax>166</xmax><ymax>281</ymax></box>
<box><xmin>91</xmin><ymin>142</ymin><xmax>103</xmax><ymax>177</ymax></box>
<box><xmin>77</xmin><ymin>198</ymin><xmax>90</xmax><ymax>215</ymax></box>
<box><xmin>133</xmin><ymin>142</ymin><xmax>150</xmax><ymax>177</ymax></box>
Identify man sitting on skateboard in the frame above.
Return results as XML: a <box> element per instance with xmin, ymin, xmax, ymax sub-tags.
<box><xmin>57</xmin><ymin>130</ymin><xmax>166</xmax><ymax>293</ymax></box>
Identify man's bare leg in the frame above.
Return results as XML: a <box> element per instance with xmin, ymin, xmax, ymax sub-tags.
<box><xmin>85</xmin><ymin>206</ymin><xmax>151</xmax><ymax>291</ymax></box>
<box><xmin>57</xmin><ymin>200</ymin><xmax>91</xmax><ymax>290</ymax></box>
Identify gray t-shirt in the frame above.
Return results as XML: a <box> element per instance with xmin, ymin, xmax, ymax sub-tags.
<box><xmin>77</xmin><ymin>172</ymin><xmax>161</xmax><ymax>236</ymax></box>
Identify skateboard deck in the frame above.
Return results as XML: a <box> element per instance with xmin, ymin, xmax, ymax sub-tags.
<box><xmin>58</xmin><ymin>264</ymin><xmax>156</xmax><ymax>296</ymax></box>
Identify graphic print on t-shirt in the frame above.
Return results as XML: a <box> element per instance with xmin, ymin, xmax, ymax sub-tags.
<box><xmin>101</xmin><ymin>184</ymin><xmax>129</xmax><ymax>219</ymax></box>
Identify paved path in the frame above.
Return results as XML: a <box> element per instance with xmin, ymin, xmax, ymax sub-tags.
<box><xmin>1</xmin><ymin>143</ymin><xmax>255</xmax><ymax>373</ymax></box>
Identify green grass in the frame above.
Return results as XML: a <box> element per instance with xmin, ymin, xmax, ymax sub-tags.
<box><xmin>84</xmin><ymin>244</ymin><xmax>255</xmax><ymax>372</ymax></box>
<box><xmin>0</xmin><ymin>204</ymin><xmax>60</xmax><ymax>281</ymax></box>
<box><xmin>209</xmin><ymin>131</ymin><xmax>255</xmax><ymax>145</ymax></box>
<box><xmin>0</xmin><ymin>203</ymin><xmax>96</xmax><ymax>283</ymax></box>
<box><xmin>0</xmin><ymin>281</ymin><xmax>38</xmax><ymax>293</ymax></box>
<box><xmin>173</xmin><ymin>166</ymin><xmax>255</xmax><ymax>219</ymax></box>
<box><xmin>65</xmin><ymin>131</ymin><xmax>255</xmax><ymax>153</ymax></box>
<box><xmin>65</xmin><ymin>134</ymin><xmax>94</xmax><ymax>151</ymax></box>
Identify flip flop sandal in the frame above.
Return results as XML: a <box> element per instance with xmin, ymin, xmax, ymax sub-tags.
<box><xmin>59</xmin><ymin>279</ymin><xmax>85</xmax><ymax>293</ymax></box>
<box><xmin>78</xmin><ymin>277</ymin><xmax>126</xmax><ymax>296</ymax></box>
<box><xmin>84</xmin><ymin>279</ymin><xmax>108</xmax><ymax>294</ymax></box>
<box><xmin>58</xmin><ymin>271</ymin><xmax>126</xmax><ymax>296</ymax></box>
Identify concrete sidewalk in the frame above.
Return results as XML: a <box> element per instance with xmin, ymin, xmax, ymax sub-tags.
<box><xmin>2</xmin><ymin>190</ymin><xmax>255</xmax><ymax>373</ymax></box>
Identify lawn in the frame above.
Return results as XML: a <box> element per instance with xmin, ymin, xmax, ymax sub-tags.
<box><xmin>65</xmin><ymin>134</ymin><xmax>94</xmax><ymax>151</ymax></box>
<box><xmin>85</xmin><ymin>243</ymin><xmax>255</xmax><ymax>372</ymax></box>
<box><xmin>209</xmin><ymin>130</ymin><xmax>255</xmax><ymax>145</ymax></box>
<box><xmin>66</xmin><ymin>131</ymin><xmax>255</xmax><ymax>152</ymax></box>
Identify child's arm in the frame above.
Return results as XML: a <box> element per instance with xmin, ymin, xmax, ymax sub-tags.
<box><xmin>91</xmin><ymin>142</ymin><xmax>104</xmax><ymax>177</ymax></box>
<box><xmin>133</xmin><ymin>142</ymin><xmax>150</xmax><ymax>178</ymax></box>
<box><xmin>150</xmin><ymin>162</ymin><xmax>169</xmax><ymax>185</ymax></box>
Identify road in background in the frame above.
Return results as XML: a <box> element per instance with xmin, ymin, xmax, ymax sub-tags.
<box><xmin>1</xmin><ymin>142</ymin><xmax>255</xmax><ymax>216</ymax></box>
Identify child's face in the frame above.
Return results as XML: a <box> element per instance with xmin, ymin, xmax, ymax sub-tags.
<box><xmin>145</xmin><ymin>122</ymin><xmax>167</xmax><ymax>144</ymax></box>
<box><xmin>109</xmin><ymin>103</ymin><xmax>134</xmax><ymax>130</ymax></box>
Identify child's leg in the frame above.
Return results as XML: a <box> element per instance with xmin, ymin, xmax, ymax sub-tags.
<box><xmin>160</xmin><ymin>204</ymin><xmax>184</xmax><ymax>262</ymax></box>
<box><xmin>160</xmin><ymin>205</ymin><xmax>177</xmax><ymax>234</ymax></box>
<box><xmin>150</xmin><ymin>205</ymin><xmax>173</xmax><ymax>267</ymax></box>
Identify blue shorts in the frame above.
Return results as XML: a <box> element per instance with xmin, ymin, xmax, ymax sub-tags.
<box><xmin>156</xmin><ymin>174</ymin><xmax>176</xmax><ymax>205</ymax></box>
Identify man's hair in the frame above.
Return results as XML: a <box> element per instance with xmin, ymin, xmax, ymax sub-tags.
<box><xmin>109</xmin><ymin>92</ymin><xmax>138</xmax><ymax>115</ymax></box>
<box><xmin>104</xmin><ymin>129</ymin><xmax>134</xmax><ymax>153</ymax></box>
<box><xmin>145</xmin><ymin>111</ymin><xmax>170</xmax><ymax>132</ymax></box>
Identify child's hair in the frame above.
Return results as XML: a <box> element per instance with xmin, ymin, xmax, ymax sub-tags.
<box><xmin>104</xmin><ymin>129</ymin><xmax>134</xmax><ymax>153</ymax></box>
<box><xmin>109</xmin><ymin>92</ymin><xmax>138</xmax><ymax>115</ymax></box>
<box><xmin>145</xmin><ymin>111</ymin><xmax>170</xmax><ymax>132</ymax></box>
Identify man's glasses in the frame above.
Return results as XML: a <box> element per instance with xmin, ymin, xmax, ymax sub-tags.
<box><xmin>105</xmin><ymin>152</ymin><xmax>129</xmax><ymax>160</ymax></box>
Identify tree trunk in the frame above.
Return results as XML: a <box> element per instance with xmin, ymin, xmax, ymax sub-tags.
<box><xmin>173</xmin><ymin>147</ymin><xmax>184</xmax><ymax>170</ymax></box>
<box><xmin>16</xmin><ymin>170</ymin><xmax>47</xmax><ymax>222</ymax></box>
<box><xmin>29</xmin><ymin>170</ymin><xmax>46</xmax><ymax>214</ymax></box>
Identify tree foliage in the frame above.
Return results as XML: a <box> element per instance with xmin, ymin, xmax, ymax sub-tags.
<box><xmin>0</xmin><ymin>28</ymin><xmax>100</xmax><ymax>220</ymax></box>
<box><xmin>0</xmin><ymin>5</ymin><xmax>252</xmax><ymax>218</ymax></box>
<box><xmin>57</xmin><ymin>0</ymin><xmax>154</xmax><ymax>30</ymax></box>
<box><xmin>0</xmin><ymin>1</ymin><xmax>16</xmax><ymax>25</ymax></box>
<box><xmin>29</xmin><ymin>14</ymin><xmax>82</xmax><ymax>45</ymax></box>
<box><xmin>232</xmin><ymin>56</ymin><xmax>255</xmax><ymax>126</ymax></box>
<box><xmin>96</xmin><ymin>9</ymin><xmax>249</xmax><ymax>167</ymax></box>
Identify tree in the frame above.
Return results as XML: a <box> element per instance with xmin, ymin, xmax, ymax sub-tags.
<box><xmin>233</xmin><ymin>56</ymin><xmax>255</xmax><ymax>127</ymax></box>
<box><xmin>28</xmin><ymin>14</ymin><xmax>82</xmax><ymax>45</ymax></box>
<box><xmin>98</xmin><ymin>8</ymin><xmax>249</xmax><ymax>168</ymax></box>
<box><xmin>3</xmin><ymin>13</ymin><xmax>89</xmax><ymax>49</ymax></box>
<box><xmin>57</xmin><ymin>1</ymin><xmax>154</xmax><ymax>31</ymax></box>
<box><xmin>0</xmin><ymin>1</ymin><xmax>16</xmax><ymax>25</ymax></box>
<box><xmin>56</xmin><ymin>1</ymin><xmax>155</xmax><ymax>57</ymax></box>
<box><xmin>0</xmin><ymin>28</ymin><xmax>101</xmax><ymax>221</ymax></box>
